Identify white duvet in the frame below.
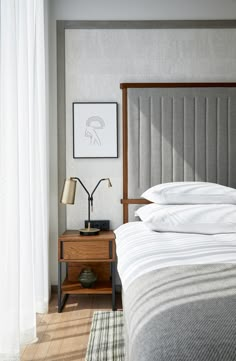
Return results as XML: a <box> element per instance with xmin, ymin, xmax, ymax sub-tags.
<box><xmin>114</xmin><ymin>222</ymin><xmax>236</xmax><ymax>291</ymax></box>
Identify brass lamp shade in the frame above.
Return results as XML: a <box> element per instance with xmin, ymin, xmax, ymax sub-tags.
<box><xmin>60</xmin><ymin>178</ymin><xmax>77</xmax><ymax>204</ymax></box>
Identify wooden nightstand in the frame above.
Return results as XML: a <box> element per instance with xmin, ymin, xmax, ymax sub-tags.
<box><xmin>58</xmin><ymin>230</ymin><xmax>116</xmax><ymax>312</ymax></box>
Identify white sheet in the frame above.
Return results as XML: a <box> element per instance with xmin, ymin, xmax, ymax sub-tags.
<box><xmin>114</xmin><ymin>222</ymin><xmax>236</xmax><ymax>291</ymax></box>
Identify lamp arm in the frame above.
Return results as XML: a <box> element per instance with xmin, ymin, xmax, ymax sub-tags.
<box><xmin>91</xmin><ymin>178</ymin><xmax>107</xmax><ymax>199</ymax></box>
<box><xmin>72</xmin><ymin>177</ymin><xmax>91</xmax><ymax>223</ymax></box>
<box><xmin>72</xmin><ymin>177</ymin><xmax>91</xmax><ymax>198</ymax></box>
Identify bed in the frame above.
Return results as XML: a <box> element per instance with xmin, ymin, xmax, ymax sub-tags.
<box><xmin>115</xmin><ymin>83</ymin><xmax>236</xmax><ymax>361</ymax></box>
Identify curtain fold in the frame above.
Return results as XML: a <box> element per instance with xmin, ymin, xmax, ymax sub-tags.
<box><xmin>0</xmin><ymin>0</ymin><xmax>49</xmax><ymax>359</ymax></box>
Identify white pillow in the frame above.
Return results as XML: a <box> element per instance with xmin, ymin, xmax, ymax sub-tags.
<box><xmin>141</xmin><ymin>182</ymin><xmax>236</xmax><ymax>204</ymax></box>
<box><xmin>135</xmin><ymin>203</ymin><xmax>236</xmax><ymax>234</ymax></box>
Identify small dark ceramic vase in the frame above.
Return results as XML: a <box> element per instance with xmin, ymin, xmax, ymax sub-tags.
<box><xmin>78</xmin><ymin>268</ymin><xmax>97</xmax><ymax>288</ymax></box>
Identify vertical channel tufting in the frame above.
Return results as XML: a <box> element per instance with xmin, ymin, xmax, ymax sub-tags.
<box><xmin>227</xmin><ymin>97</ymin><xmax>230</xmax><ymax>186</ymax></box>
<box><xmin>173</xmin><ymin>96</ymin><xmax>184</xmax><ymax>182</ymax></box>
<box><xmin>137</xmin><ymin>96</ymin><xmax>140</xmax><ymax>188</ymax></box>
<box><xmin>150</xmin><ymin>95</ymin><xmax>162</xmax><ymax>185</ymax></box>
<box><xmin>194</xmin><ymin>96</ymin><xmax>196</xmax><ymax>181</ymax></box>
<box><xmin>206</xmin><ymin>97</ymin><xmax>217</xmax><ymax>183</ymax></box>
<box><xmin>149</xmin><ymin>96</ymin><xmax>152</xmax><ymax>187</ymax></box>
<box><xmin>160</xmin><ymin>96</ymin><xmax>163</xmax><ymax>183</ymax></box>
<box><xmin>184</xmin><ymin>95</ymin><xmax>195</xmax><ymax>181</ymax></box>
<box><xmin>172</xmin><ymin>96</ymin><xmax>175</xmax><ymax>182</ymax></box>
<box><xmin>228</xmin><ymin>93</ymin><xmax>236</xmax><ymax>187</ymax></box>
<box><xmin>127</xmin><ymin>87</ymin><xmax>236</xmax><ymax>201</ymax></box>
<box><xmin>138</xmin><ymin>92</ymin><xmax>152</xmax><ymax>191</ymax></box>
<box><xmin>183</xmin><ymin>97</ymin><xmax>185</xmax><ymax>181</ymax></box>
<box><xmin>162</xmin><ymin>96</ymin><xmax>173</xmax><ymax>182</ymax></box>
<box><xmin>171</xmin><ymin>97</ymin><xmax>174</xmax><ymax>182</ymax></box>
<box><xmin>173</xmin><ymin>96</ymin><xmax>183</xmax><ymax>182</ymax></box>
<box><xmin>216</xmin><ymin>97</ymin><xmax>219</xmax><ymax>183</ymax></box>
<box><xmin>218</xmin><ymin>96</ymin><xmax>228</xmax><ymax>185</ymax></box>
<box><xmin>205</xmin><ymin>98</ymin><xmax>208</xmax><ymax>181</ymax></box>
<box><xmin>127</xmin><ymin>89</ymin><xmax>140</xmax><ymax>198</ymax></box>
<box><xmin>195</xmin><ymin>95</ymin><xmax>207</xmax><ymax>181</ymax></box>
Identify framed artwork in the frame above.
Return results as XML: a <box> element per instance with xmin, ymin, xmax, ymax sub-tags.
<box><xmin>73</xmin><ymin>102</ymin><xmax>118</xmax><ymax>158</ymax></box>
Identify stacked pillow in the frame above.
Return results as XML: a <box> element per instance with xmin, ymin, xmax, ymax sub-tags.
<box><xmin>136</xmin><ymin>182</ymin><xmax>236</xmax><ymax>234</ymax></box>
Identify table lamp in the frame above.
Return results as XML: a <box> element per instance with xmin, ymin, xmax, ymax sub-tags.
<box><xmin>60</xmin><ymin>177</ymin><xmax>112</xmax><ymax>235</ymax></box>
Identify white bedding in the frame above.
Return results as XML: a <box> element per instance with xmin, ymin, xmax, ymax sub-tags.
<box><xmin>114</xmin><ymin>222</ymin><xmax>236</xmax><ymax>291</ymax></box>
<box><xmin>141</xmin><ymin>182</ymin><xmax>236</xmax><ymax>204</ymax></box>
<box><xmin>135</xmin><ymin>203</ymin><xmax>236</xmax><ymax>234</ymax></box>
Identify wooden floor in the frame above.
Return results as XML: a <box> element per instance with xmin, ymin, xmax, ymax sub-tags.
<box><xmin>20</xmin><ymin>293</ymin><xmax>122</xmax><ymax>361</ymax></box>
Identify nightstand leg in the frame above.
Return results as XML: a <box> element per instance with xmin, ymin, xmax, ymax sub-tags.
<box><xmin>58</xmin><ymin>262</ymin><xmax>68</xmax><ymax>313</ymax></box>
<box><xmin>58</xmin><ymin>294</ymin><xmax>68</xmax><ymax>313</ymax></box>
<box><xmin>111</xmin><ymin>262</ymin><xmax>116</xmax><ymax>311</ymax></box>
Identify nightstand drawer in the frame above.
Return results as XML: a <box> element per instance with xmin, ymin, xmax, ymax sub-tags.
<box><xmin>63</xmin><ymin>241</ymin><xmax>109</xmax><ymax>260</ymax></box>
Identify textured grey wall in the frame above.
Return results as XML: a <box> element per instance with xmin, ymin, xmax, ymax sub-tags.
<box><xmin>48</xmin><ymin>1</ymin><xmax>236</xmax><ymax>285</ymax></box>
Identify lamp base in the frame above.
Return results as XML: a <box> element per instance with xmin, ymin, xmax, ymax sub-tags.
<box><xmin>79</xmin><ymin>227</ymin><xmax>100</xmax><ymax>236</ymax></box>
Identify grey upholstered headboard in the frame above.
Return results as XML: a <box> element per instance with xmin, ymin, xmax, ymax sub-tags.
<box><xmin>120</xmin><ymin>83</ymin><xmax>236</xmax><ymax>222</ymax></box>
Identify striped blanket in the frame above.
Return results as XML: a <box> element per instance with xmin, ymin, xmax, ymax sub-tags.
<box><xmin>115</xmin><ymin>222</ymin><xmax>236</xmax><ymax>360</ymax></box>
<box><xmin>122</xmin><ymin>264</ymin><xmax>236</xmax><ymax>361</ymax></box>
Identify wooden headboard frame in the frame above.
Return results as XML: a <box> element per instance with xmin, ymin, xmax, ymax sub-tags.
<box><xmin>120</xmin><ymin>82</ymin><xmax>236</xmax><ymax>223</ymax></box>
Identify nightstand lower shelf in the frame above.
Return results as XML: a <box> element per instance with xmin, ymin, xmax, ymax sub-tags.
<box><xmin>62</xmin><ymin>279</ymin><xmax>112</xmax><ymax>294</ymax></box>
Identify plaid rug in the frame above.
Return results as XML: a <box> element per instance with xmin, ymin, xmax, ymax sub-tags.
<box><xmin>85</xmin><ymin>311</ymin><xmax>125</xmax><ymax>361</ymax></box>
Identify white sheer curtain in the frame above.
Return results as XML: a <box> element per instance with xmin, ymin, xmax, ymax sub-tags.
<box><xmin>0</xmin><ymin>0</ymin><xmax>49</xmax><ymax>360</ymax></box>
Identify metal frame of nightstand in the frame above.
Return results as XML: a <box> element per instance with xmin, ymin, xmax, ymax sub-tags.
<box><xmin>58</xmin><ymin>232</ymin><xmax>116</xmax><ymax>313</ymax></box>
<box><xmin>58</xmin><ymin>263</ymin><xmax>69</xmax><ymax>313</ymax></box>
